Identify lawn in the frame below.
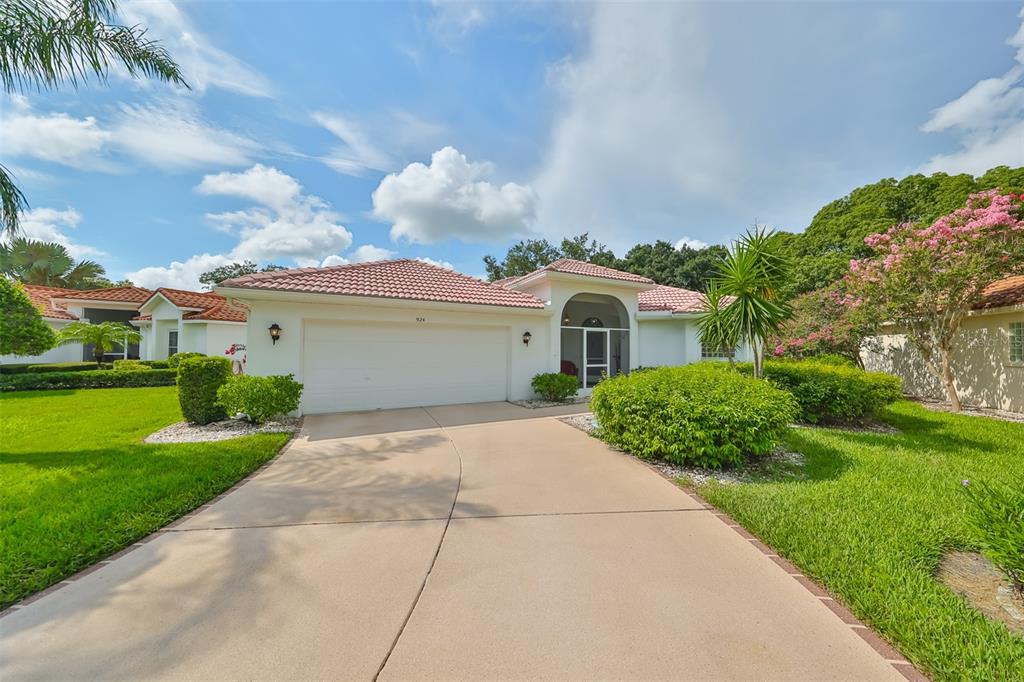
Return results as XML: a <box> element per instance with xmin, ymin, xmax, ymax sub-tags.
<box><xmin>698</xmin><ymin>401</ymin><xmax>1024</xmax><ymax>681</ymax></box>
<box><xmin>0</xmin><ymin>387</ymin><xmax>290</xmax><ymax>609</ymax></box>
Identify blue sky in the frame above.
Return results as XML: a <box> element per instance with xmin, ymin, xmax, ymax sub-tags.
<box><xmin>3</xmin><ymin>0</ymin><xmax>1023</xmax><ymax>288</ymax></box>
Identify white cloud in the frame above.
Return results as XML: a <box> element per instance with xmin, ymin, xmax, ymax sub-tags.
<box><xmin>118</xmin><ymin>0</ymin><xmax>272</xmax><ymax>97</ymax></box>
<box><xmin>533</xmin><ymin>3</ymin><xmax>741</xmax><ymax>245</ymax></box>
<box><xmin>314</xmin><ymin>112</ymin><xmax>392</xmax><ymax>176</ymax></box>
<box><xmin>16</xmin><ymin>207</ymin><xmax>106</xmax><ymax>259</ymax></box>
<box><xmin>129</xmin><ymin>165</ymin><xmax>352</xmax><ymax>288</ymax></box>
<box><xmin>428</xmin><ymin>0</ymin><xmax>488</xmax><ymax>44</ymax></box>
<box><xmin>415</xmin><ymin>256</ymin><xmax>455</xmax><ymax>270</ymax></box>
<box><xmin>314</xmin><ymin>109</ymin><xmax>447</xmax><ymax>177</ymax></box>
<box><xmin>349</xmin><ymin>244</ymin><xmax>396</xmax><ymax>262</ymax></box>
<box><xmin>918</xmin><ymin>9</ymin><xmax>1024</xmax><ymax>175</ymax></box>
<box><xmin>372</xmin><ymin>146</ymin><xmax>537</xmax><ymax>244</ymax></box>
<box><xmin>320</xmin><ymin>255</ymin><xmax>349</xmax><ymax>267</ymax></box>
<box><xmin>2</xmin><ymin>100</ymin><xmax>111</xmax><ymax>168</ymax></box>
<box><xmin>675</xmin><ymin>236</ymin><xmax>709</xmax><ymax>251</ymax></box>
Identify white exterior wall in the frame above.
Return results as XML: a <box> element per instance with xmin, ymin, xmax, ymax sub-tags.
<box><xmin>143</xmin><ymin>299</ymin><xmax>182</xmax><ymax>360</ymax></box>
<box><xmin>201</xmin><ymin>323</ymin><xmax>247</xmax><ymax>357</ymax></box>
<box><xmin>0</xmin><ymin>319</ymin><xmax>80</xmax><ymax>366</ymax></box>
<box><xmin>242</xmin><ymin>297</ymin><xmax>551</xmax><ymax>413</ymax></box>
<box><xmin>638</xmin><ymin>318</ymin><xmax>691</xmax><ymax>366</ymax></box>
<box><xmin>180</xmin><ymin>323</ymin><xmax>205</xmax><ymax>356</ymax></box>
<box><xmin>862</xmin><ymin>309</ymin><xmax>1024</xmax><ymax>413</ymax></box>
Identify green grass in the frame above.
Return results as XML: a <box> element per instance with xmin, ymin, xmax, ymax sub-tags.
<box><xmin>0</xmin><ymin>387</ymin><xmax>290</xmax><ymax>609</ymax></box>
<box><xmin>698</xmin><ymin>401</ymin><xmax>1024</xmax><ymax>680</ymax></box>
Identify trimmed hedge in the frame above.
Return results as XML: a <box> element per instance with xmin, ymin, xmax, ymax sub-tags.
<box><xmin>740</xmin><ymin>360</ymin><xmax>903</xmax><ymax>424</ymax></box>
<box><xmin>140</xmin><ymin>360</ymin><xmax>170</xmax><ymax>369</ymax></box>
<box><xmin>530</xmin><ymin>372</ymin><xmax>578</xmax><ymax>402</ymax></box>
<box><xmin>0</xmin><ymin>361</ymin><xmax>111</xmax><ymax>374</ymax></box>
<box><xmin>0</xmin><ymin>369</ymin><xmax>177</xmax><ymax>391</ymax></box>
<box><xmin>177</xmin><ymin>356</ymin><xmax>231</xmax><ymax>425</ymax></box>
<box><xmin>167</xmin><ymin>352</ymin><xmax>204</xmax><ymax>369</ymax></box>
<box><xmin>218</xmin><ymin>374</ymin><xmax>303</xmax><ymax>424</ymax></box>
<box><xmin>112</xmin><ymin>359</ymin><xmax>151</xmax><ymax>372</ymax></box>
<box><xmin>591</xmin><ymin>364</ymin><xmax>797</xmax><ymax>468</ymax></box>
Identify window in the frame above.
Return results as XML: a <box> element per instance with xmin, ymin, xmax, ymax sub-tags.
<box><xmin>168</xmin><ymin>330</ymin><xmax>179</xmax><ymax>357</ymax></box>
<box><xmin>1011</xmin><ymin>321</ymin><xmax>1024</xmax><ymax>363</ymax></box>
<box><xmin>701</xmin><ymin>341</ymin><xmax>732</xmax><ymax>359</ymax></box>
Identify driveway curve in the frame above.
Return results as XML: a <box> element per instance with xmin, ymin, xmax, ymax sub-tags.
<box><xmin>1</xmin><ymin>402</ymin><xmax>904</xmax><ymax>681</ymax></box>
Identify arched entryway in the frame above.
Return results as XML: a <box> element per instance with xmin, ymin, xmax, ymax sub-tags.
<box><xmin>560</xmin><ymin>293</ymin><xmax>630</xmax><ymax>389</ymax></box>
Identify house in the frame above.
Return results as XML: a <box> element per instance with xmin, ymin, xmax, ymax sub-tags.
<box><xmin>861</xmin><ymin>275</ymin><xmax>1024</xmax><ymax>413</ymax></box>
<box><xmin>216</xmin><ymin>258</ymin><xmax>747</xmax><ymax>415</ymax></box>
<box><xmin>132</xmin><ymin>288</ymin><xmax>248</xmax><ymax>361</ymax></box>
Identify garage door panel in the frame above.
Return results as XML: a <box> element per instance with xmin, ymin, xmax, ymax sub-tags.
<box><xmin>302</xmin><ymin>321</ymin><xmax>509</xmax><ymax>413</ymax></box>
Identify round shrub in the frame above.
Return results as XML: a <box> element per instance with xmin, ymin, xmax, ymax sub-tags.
<box><xmin>112</xmin><ymin>359</ymin><xmax>151</xmax><ymax>372</ymax></box>
<box><xmin>217</xmin><ymin>374</ymin><xmax>303</xmax><ymax>424</ymax></box>
<box><xmin>167</xmin><ymin>352</ymin><xmax>204</xmax><ymax>370</ymax></box>
<box><xmin>530</xmin><ymin>372</ymin><xmax>579</xmax><ymax>402</ymax></box>
<box><xmin>590</xmin><ymin>364</ymin><xmax>797</xmax><ymax>468</ymax></box>
<box><xmin>177</xmin><ymin>356</ymin><xmax>231</xmax><ymax>425</ymax></box>
<box><xmin>742</xmin><ymin>360</ymin><xmax>903</xmax><ymax>424</ymax></box>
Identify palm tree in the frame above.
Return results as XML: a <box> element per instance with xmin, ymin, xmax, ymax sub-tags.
<box><xmin>702</xmin><ymin>227</ymin><xmax>791</xmax><ymax>378</ymax></box>
<box><xmin>696</xmin><ymin>281</ymin><xmax>739</xmax><ymax>366</ymax></box>
<box><xmin>56</xmin><ymin>320</ymin><xmax>140</xmax><ymax>365</ymax></box>
<box><xmin>0</xmin><ymin>237</ymin><xmax>106</xmax><ymax>288</ymax></box>
<box><xmin>0</xmin><ymin>0</ymin><xmax>188</xmax><ymax>234</ymax></box>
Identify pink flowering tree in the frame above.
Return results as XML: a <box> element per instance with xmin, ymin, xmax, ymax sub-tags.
<box><xmin>771</xmin><ymin>281</ymin><xmax>873</xmax><ymax>366</ymax></box>
<box><xmin>845</xmin><ymin>190</ymin><xmax>1024</xmax><ymax>410</ymax></box>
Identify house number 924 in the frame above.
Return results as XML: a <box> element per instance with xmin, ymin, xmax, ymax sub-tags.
<box><xmin>416</xmin><ymin>317</ymin><xmax>426</xmax><ymax>322</ymax></box>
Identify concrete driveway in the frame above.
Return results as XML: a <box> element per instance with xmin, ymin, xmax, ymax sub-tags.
<box><xmin>1</xmin><ymin>403</ymin><xmax>906</xmax><ymax>681</ymax></box>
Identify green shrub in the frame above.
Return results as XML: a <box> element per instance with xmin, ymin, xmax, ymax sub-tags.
<box><xmin>112</xmin><ymin>359</ymin><xmax>151</xmax><ymax>372</ymax></box>
<box><xmin>167</xmin><ymin>352</ymin><xmax>204</xmax><ymax>369</ymax></box>
<box><xmin>177</xmin><ymin>356</ymin><xmax>231</xmax><ymax>425</ymax></box>
<box><xmin>738</xmin><ymin>360</ymin><xmax>902</xmax><ymax>424</ymax></box>
<box><xmin>217</xmin><ymin>374</ymin><xmax>303</xmax><ymax>424</ymax></box>
<box><xmin>802</xmin><ymin>354</ymin><xmax>857</xmax><ymax>367</ymax></box>
<box><xmin>0</xmin><ymin>361</ymin><xmax>112</xmax><ymax>375</ymax></box>
<box><xmin>140</xmin><ymin>360</ymin><xmax>170</xmax><ymax>369</ymax></box>
<box><xmin>962</xmin><ymin>477</ymin><xmax>1024</xmax><ymax>593</ymax></box>
<box><xmin>591</xmin><ymin>365</ymin><xmax>797</xmax><ymax>468</ymax></box>
<box><xmin>530</xmin><ymin>372</ymin><xmax>579</xmax><ymax>402</ymax></box>
<box><xmin>0</xmin><ymin>369</ymin><xmax>177</xmax><ymax>391</ymax></box>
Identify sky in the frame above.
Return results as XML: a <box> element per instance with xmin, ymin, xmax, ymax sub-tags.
<box><xmin>2</xmin><ymin>0</ymin><xmax>1023</xmax><ymax>289</ymax></box>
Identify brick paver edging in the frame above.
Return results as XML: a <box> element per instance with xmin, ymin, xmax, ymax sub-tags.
<box><xmin>0</xmin><ymin>421</ymin><xmax>305</xmax><ymax>619</ymax></box>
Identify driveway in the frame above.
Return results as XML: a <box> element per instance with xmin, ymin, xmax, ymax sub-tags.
<box><xmin>1</xmin><ymin>403</ymin><xmax>904</xmax><ymax>681</ymax></box>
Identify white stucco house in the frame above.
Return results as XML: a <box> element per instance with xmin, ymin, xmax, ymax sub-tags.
<box><xmin>861</xmin><ymin>275</ymin><xmax>1024</xmax><ymax>413</ymax></box>
<box><xmin>132</xmin><ymin>288</ymin><xmax>248</xmax><ymax>362</ymax></box>
<box><xmin>216</xmin><ymin>258</ymin><xmax>747</xmax><ymax>415</ymax></box>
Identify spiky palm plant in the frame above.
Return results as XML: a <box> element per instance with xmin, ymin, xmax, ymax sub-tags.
<box><xmin>696</xmin><ymin>281</ymin><xmax>739</xmax><ymax>366</ymax></box>
<box><xmin>0</xmin><ymin>237</ymin><xmax>106</xmax><ymax>287</ymax></box>
<box><xmin>0</xmin><ymin>0</ymin><xmax>187</xmax><ymax>234</ymax></box>
<box><xmin>56</xmin><ymin>320</ymin><xmax>140</xmax><ymax>365</ymax></box>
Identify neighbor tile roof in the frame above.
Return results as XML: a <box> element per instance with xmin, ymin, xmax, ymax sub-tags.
<box><xmin>57</xmin><ymin>286</ymin><xmax>153</xmax><ymax>304</ymax></box>
<box><xmin>531</xmin><ymin>258</ymin><xmax>654</xmax><ymax>284</ymax></box>
<box><xmin>220</xmin><ymin>259</ymin><xmax>546</xmax><ymax>309</ymax></box>
<box><xmin>135</xmin><ymin>288</ymin><xmax>248</xmax><ymax>323</ymax></box>
<box><xmin>638</xmin><ymin>284</ymin><xmax>711</xmax><ymax>313</ymax></box>
<box><xmin>977</xmin><ymin>275</ymin><xmax>1024</xmax><ymax>310</ymax></box>
<box><xmin>22</xmin><ymin>284</ymin><xmax>80</xmax><ymax>320</ymax></box>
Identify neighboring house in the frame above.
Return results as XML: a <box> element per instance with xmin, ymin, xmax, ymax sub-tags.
<box><xmin>861</xmin><ymin>275</ymin><xmax>1024</xmax><ymax>413</ymax></box>
<box><xmin>1</xmin><ymin>285</ymin><xmax>152</xmax><ymax>365</ymax></box>
<box><xmin>132</xmin><ymin>288</ymin><xmax>248</xmax><ymax>362</ymax></box>
<box><xmin>216</xmin><ymin>258</ymin><xmax>748</xmax><ymax>415</ymax></box>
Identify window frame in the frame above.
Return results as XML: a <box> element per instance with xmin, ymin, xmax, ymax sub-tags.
<box><xmin>168</xmin><ymin>329</ymin><xmax>179</xmax><ymax>357</ymax></box>
<box><xmin>1010</xmin><ymin>321</ymin><xmax>1024</xmax><ymax>364</ymax></box>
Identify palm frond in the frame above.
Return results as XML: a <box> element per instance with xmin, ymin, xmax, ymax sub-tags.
<box><xmin>0</xmin><ymin>164</ymin><xmax>28</xmax><ymax>235</ymax></box>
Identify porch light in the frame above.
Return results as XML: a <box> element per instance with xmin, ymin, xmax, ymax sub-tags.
<box><xmin>522</xmin><ymin>331</ymin><xmax>532</xmax><ymax>346</ymax></box>
<box><xmin>268</xmin><ymin>323</ymin><xmax>282</xmax><ymax>345</ymax></box>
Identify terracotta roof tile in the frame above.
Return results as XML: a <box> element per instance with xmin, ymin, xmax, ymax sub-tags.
<box><xmin>220</xmin><ymin>259</ymin><xmax>546</xmax><ymax>309</ymax></box>
<box><xmin>978</xmin><ymin>275</ymin><xmax>1024</xmax><ymax>309</ymax></box>
<box><xmin>182</xmin><ymin>298</ymin><xmax>248</xmax><ymax>322</ymax></box>
<box><xmin>136</xmin><ymin>288</ymin><xmax>248</xmax><ymax>323</ymax></box>
<box><xmin>57</xmin><ymin>286</ymin><xmax>153</xmax><ymax>304</ymax></box>
<box><xmin>536</xmin><ymin>259</ymin><xmax>654</xmax><ymax>284</ymax></box>
<box><xmin>22</xmin><ymin>284</ymin><xmax>80</xmax><ymax>320</ymax></box>
<box><xmin>638</xmin><ymin>284</ymin><xmax>711</xmax><ymax>313</ymax></box>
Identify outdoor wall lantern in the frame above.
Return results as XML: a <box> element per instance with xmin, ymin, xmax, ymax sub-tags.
<box><xmin>522</xmin><ymin>331</ymin><xmax>532</xmax><ymax>346</ymax></box>
<box><xmin>268</xmin><ymin>323</ymin><xmax>282</xmax><ymax>345</ymax></box>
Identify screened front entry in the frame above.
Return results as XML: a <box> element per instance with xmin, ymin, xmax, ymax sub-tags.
<box><xmin>559</xmin><ymin>293</ymin><xmax>629</xmax><ymax>388</ymax></box>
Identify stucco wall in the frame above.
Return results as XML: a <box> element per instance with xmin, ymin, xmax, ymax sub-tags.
<box><xmin>202</xmin><ymin>323</ymin><xmax>247</xmax><ymax>358</ymax></box>
<box><xmin>861</xmin><ymin>309</ymin><xmax>1024</xmax><ymax>412</ymax></box>
<box><xmin>637</xmin><ymin>318</ymin><xmax>690</xmax><ymax>366</ymax></box>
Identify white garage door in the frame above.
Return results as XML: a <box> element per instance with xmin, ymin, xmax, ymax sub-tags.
<box><xmin>302</xmin><ymin>321</ymin><xmax>509</xmax><ymax>413</ymax></box>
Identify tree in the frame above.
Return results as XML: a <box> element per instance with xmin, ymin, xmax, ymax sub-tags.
<box><xmin>483</xmin><ymin>238</ymin><xmax>562</xmax><ymax>281</ymax></box>
<box><xmin>198</xmin><ymin>260</ymin><xmax>285</xmax><ymax>289</ymax></box>
<box><xmin>771</xmin><ymin>281</ymin><xmax>873</xmax><ymax>366</ymax></box>
<box><xmin>0</xmin><ymin>278</ymin><xmax>55</xmax><ymax>356</ymax></box>
<box><xmin>559</xmin><ymin>233</ymin><xmax>617</xmax><ymax>268</ymax></box>
<box><xmin>0</xmin><ymin>0</ymin><xmax>187</xmax><ymax>234</ymax></box>
<box><xmin>0</xmin><ymin>238</ymin><xmax>107</xmax><ymax>288</ymax></box>
<box><xmin>846</xmin><ymin>190</ymin><xmax>1024</xmax><ymax>410</ymax></box>
<box><xmin>695</xmin><ymin>281</ymin><xmax>739</xmax><ymax>366</ymax></box>
<box><xmin>617</xmin><ymin>240</ymin><xmax>727</xmax><ymax>291</ymax></box>
<box><xmin>56</xmin><ymin>320</ymin><xmax>140</xmax><ymax>366</ymax></box>
<box><xmin>702</xmin><ymin>228</ymin><xmax>790</xmax><ymax>378</ymax></box>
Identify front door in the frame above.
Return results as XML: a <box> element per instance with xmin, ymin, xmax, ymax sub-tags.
<box><xmin>584</xmin><ymin>329</ymin><xmax>608</xmax><ymax>388</ymax></box>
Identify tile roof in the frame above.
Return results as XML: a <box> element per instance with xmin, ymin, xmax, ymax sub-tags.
<box><xmin>22</xmin><ymin>284</ymin><xmax>80</xmax><ymax>320</ymax></box>
<box><xmin>57</xmin><ymin>286</ymin><xmax>153</xmax><ymax>304</ymax></box>
<box><xmin>638</xmin><ymin>284</ymin><xmax>712</xmax><ymax>313</ymax></box>
<box><xmin>977</xmin><ymin>275</ymin><xmax>1024</xmax><ymax>310</ymax></box>
<box><xmin>219</xmin><ymin>259</ymin><xmax>546</xmax><ymax>309</ymax></box>
<box><xmin>136</xmin><ymin>288</ymin><xmax>248</xmax><ymax>323</ymax></box>
<box><xmin>531</xmin><ymin>258</ymin><xmax>654</xmax><ymax>284</ymax></box>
